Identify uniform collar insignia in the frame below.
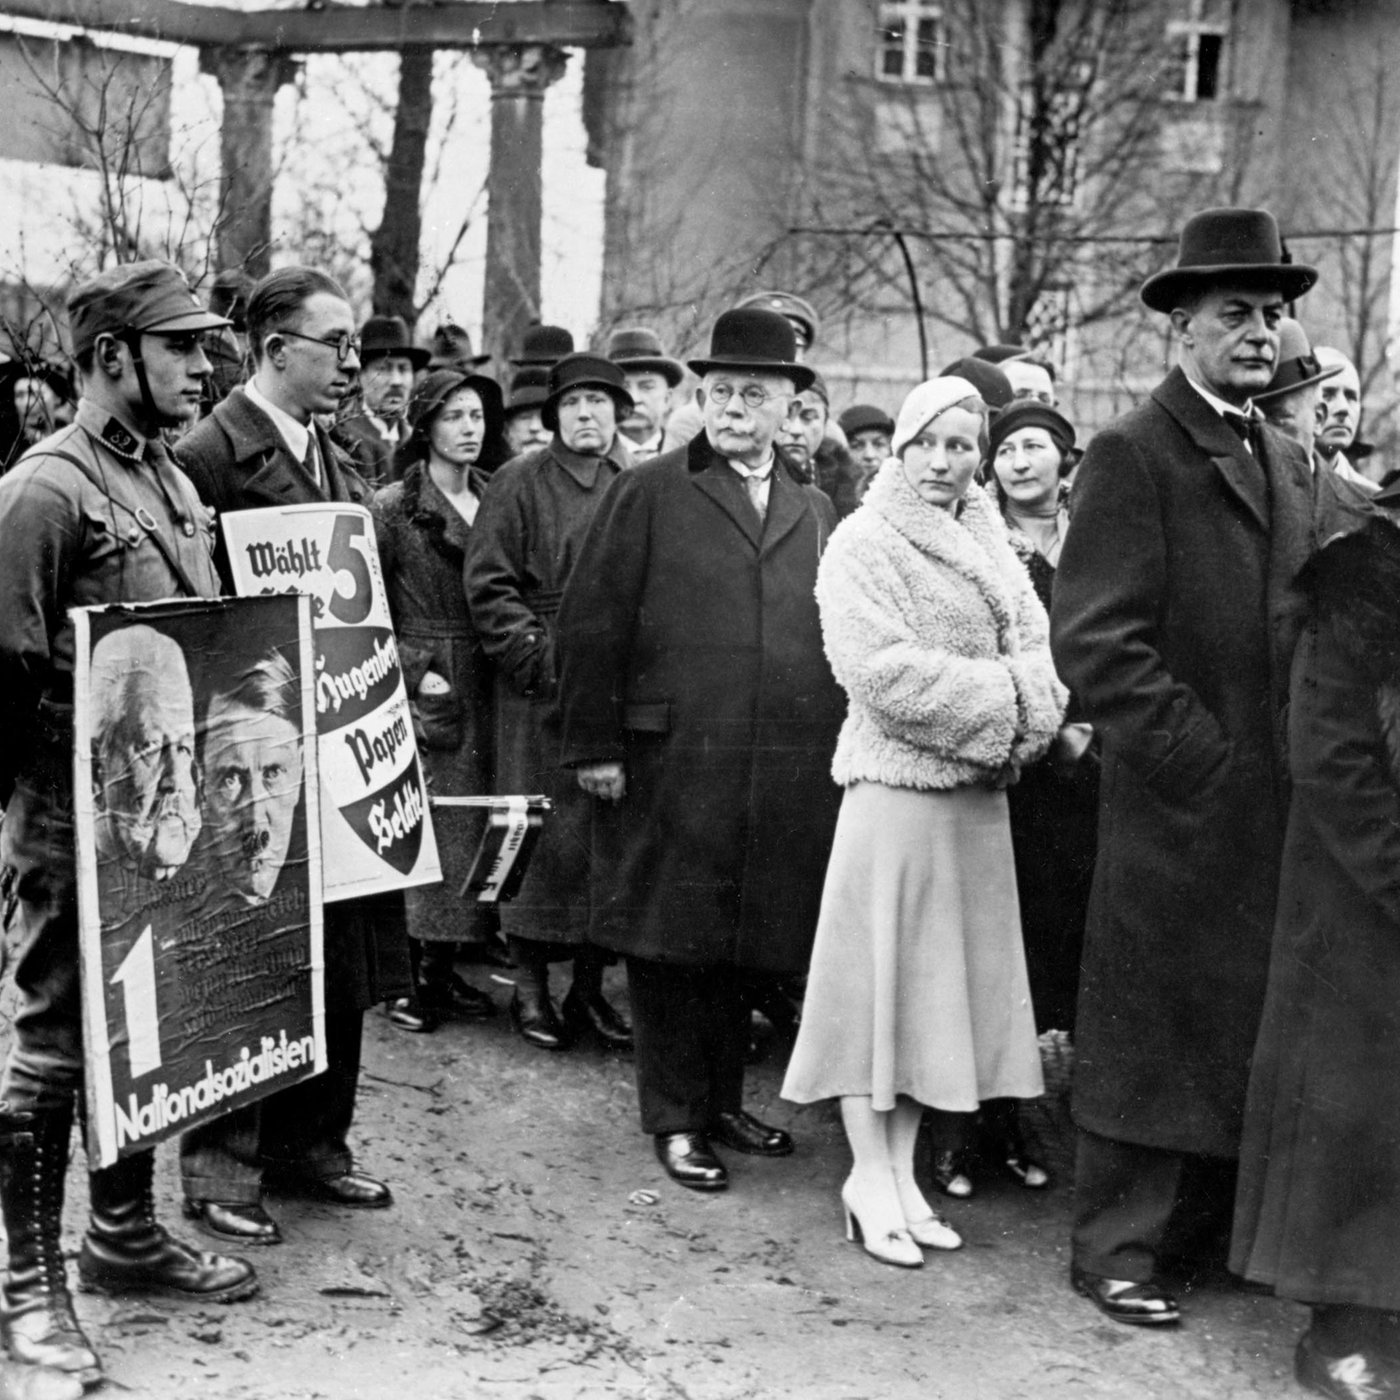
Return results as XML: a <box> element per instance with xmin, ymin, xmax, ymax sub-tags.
<box><xmin>100</xmin><ymin>416</ymin><xmax>142</xmax><ymax>461</ymax></box>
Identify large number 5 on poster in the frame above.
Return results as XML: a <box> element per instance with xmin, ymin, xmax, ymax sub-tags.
<box><xmin>326</xmin><ymin>514</ymin><xmax>372</xmax><ymax>625</ymax></box>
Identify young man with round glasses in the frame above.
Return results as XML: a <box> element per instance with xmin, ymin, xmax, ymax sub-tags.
<box><xmin>175</xmin><ymin>265</ymin><xmax>408</xmax><ymax>1249</ymax></box>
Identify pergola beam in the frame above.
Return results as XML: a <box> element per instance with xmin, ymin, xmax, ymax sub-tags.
<box><xmin>0</xmin><ymin>1</ymin><xmax>630</xmax><ymax>52</ymax></box>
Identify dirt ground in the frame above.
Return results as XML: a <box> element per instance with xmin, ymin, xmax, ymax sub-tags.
<box><xmin>25</xmin><ymin>964</ymin><xmax>1305</xmax><ymax>1400</ymax></box>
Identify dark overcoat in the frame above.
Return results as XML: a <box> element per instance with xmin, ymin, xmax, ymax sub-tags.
<box><xmin>462</xmin><ymin>437</ymin><xmax>629</xmax><ymax>947</ymax></box>
<box><xmin>371</xmin><ymin>464</ymin><xmax>494</xmax><ymax>944</ymax></box>
<box><xmin>1049</xmin><ymin>367</ymin><xmax>1313</xmax><ymax>1158</ymax></box>
<box><xmin>1232</xmin><ymin>520</ymin><xmax>1400</xmax><ymax>1308</ymax></box>
<box><xmin>176</xmin><ymin>386</ymin><xmax>412</xmax><ymax>1010</ymax></box>
<box><xmin>555</xmin><ymin>433</ymin><xmax>846</xmax><ymax>974</ymax></box>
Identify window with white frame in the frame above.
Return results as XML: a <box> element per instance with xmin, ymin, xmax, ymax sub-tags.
<box><xmin>876</xmin><ymin>0</ymin><xmax>946</xmax><ymax>85</ymax></box>
<box><xmin>1165</xmin><ymin>0</ymin><xmax>1228</xmax><ymax>103</ymax></box>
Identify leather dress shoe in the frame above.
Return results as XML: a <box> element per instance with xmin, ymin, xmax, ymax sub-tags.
<box><xmin>654</xmin><ymin>1133</ymin><xmax>728</xmax><ymax>1191</ymax></box>
<box><xmin>708</xmin><ymin>1109</ymin><xmax>794</xmax><ymax>1157</ymax></box>
<box><xmin>422</xmin><ymin>973</ymin><xmax>497</xmax><ymax>1020</ymax></box>
<box><xmin>182</xmin><ymin>1198</ymin><xmax>282</xmax><ymax>1246</ymax></box>
<box><xmin>1296</xmin><ymin>1329</ymin><xmax>1400</xmax><ymax>1398</ymax></box>
<box><xmin>387</xmin><ymin>996</ymin><xmax>439</xmax><ymax>1033</ymax></box>
<box><xmin>561</xmin><ymin>988</ymin><xmax>633</xmax><ymax>1051</ymax></box>
<box><xmin>508</xmin><ymin>987</ymin><xmax>572</xmax><ymax>1051</ymax></box>
<box><xmin>280</xmin><ymin>1170</ymin><xmax>392</xmax><ymax>1209</ymax></box>
<box><xmin>1071</xmin><ymin>1266</ymin><xmax>1180</xmax><ymax>1327</ymax></box>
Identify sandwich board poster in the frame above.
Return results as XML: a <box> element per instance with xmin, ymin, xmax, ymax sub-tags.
<box><xmin>221</xmin><ymin>504</ymin><xmax>442</xmax><ymax>903</ymax></box>
<box><xmin>73</xmin><ymin>594</ymin><xmax>325</xmax><ymax>1167</ymax></box>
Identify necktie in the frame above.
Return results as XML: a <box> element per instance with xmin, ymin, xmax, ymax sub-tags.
<box><xmin>303</xmin><ymin>434</ymin><xmax>321</xmax><ymax>487</ymax></box>
<box><xmin>743</xmin><ymin>470</ymin><xmax>767</xmax><ymax>522</ymax></box>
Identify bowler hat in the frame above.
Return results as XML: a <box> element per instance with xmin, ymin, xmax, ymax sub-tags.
<box><xmin>733</xmin><ymin>291</ymin><xmax>819</xmax><ymax>348</ymax></box>
<box><xmin>426</xmin><ymin>321</ymin><xmax>491</xmax><ymax>371</ymax></box>
<box><xmin>505</xmin><ymin>366</ymin><xmax>549</xmax><ymax>414</ymax></box>
<box><xmin>604</xmin><ymin>327</ymin><xmax>684</xmax><ymax>387</ymax></box>
<box><xmin>839</xmin><ymin>404</ymin><xmax>895</xmax><ymax>439</ymax></box>
<box><xmin>1253</xmin><ymin>318</ymin><xmax>1341</xmax><ymax>403</ymax></box>
<box><xmin>68</xmin><ymin>260</ymin><xmax>231</xmax><ymax>358</ymax></box>
<box><xmin>687</xmin><ymin>309</ymin><xmax>816</xmax><ymax>392</ymax></box>
<box><xmin>359</xmin><ymin>315</ymin><xmax>430</xmax><ymax>370</ymax></box>
<box><xmin>1140</xmin><ymin>207</ymin><xmax>1317</xmax><ymax>314</ymax></box>
<box><xmin>512</xmin><ymin>324</ymin><xmax>574</xmax><ymax>368</ymax></box>
<box><xmin>541</xmin><ymin>353</ymin><xmax>634</xmax><ymax>433</ymax></box>
<box><xmin>939</xmin><ymin>356</ymin><xmax>1014</xmax><ymax>410</ymax></box>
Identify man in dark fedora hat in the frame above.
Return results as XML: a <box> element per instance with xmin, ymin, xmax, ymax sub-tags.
<box><xmin>465</xmin><ymin>354</ymin><xmax>636</xmax><ymax>1058</ymax></box>
<box><xmin>605</xmin><ymin>327</ymin><xmax>684</xmax><ymax>462</ymax></box>
<box><xmin>1050</xmin><ymin>207</ymin><xmax>1318</xmax><ymax>1329</ymax></box>
<box><xmin>554</xmin><ymin>308</ymin><xmax>845</xmax><ymax>1193</ymax></box>
<box><xmin>502</xmin><ymin>366</ymin><xmax>552</xmax><ymax>459</ymax></box>
<box><xmin>1252</xmin><ymin>317</ymin><xmax>1341</xmax><ymax>461</ymax></box>
<box><xmin>509</xmin><ymin>324</ymin><xmax>575</xmax><ymax>370</ymax></box>
<box><xmin>424</xmin><ymin>320</ymin><xmax>491</xmax><ymax>374</ymax></box>
<box><xmin>336</xmin><ymin>314</ymin><xmax>430</xmax><ymax>483</ymax></box>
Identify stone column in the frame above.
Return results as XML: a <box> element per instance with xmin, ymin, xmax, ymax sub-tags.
<box><xmin>470</xmin><ymin>44</ymin><xmax>569</xmax><ymax>362</ymax></box>
<box><xmin>201</xmin><ymin>47</ymin><xmax>300</xmax><ymax>278</ymax></box>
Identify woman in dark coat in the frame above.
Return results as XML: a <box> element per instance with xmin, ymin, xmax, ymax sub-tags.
<box><xmin>464</xmin><ymin>355</ymin><xmax>635</xmax><ymax>1052</ymax></box>
<box><xmin>1232</xmin><ymin>515</ymin><xmax>1400</xmax><ymax>1396</ymax></box>
<box><xmin>370</xmin><ymin>369</ymin><xmax>507</xmax><ymax>1032</ymax></box>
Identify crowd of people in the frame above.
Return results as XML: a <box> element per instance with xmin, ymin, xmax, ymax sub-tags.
<box><xmin>0</xmin><ymin>201</ymin><xmax>1395</xmax><ymax>1400</ymax></box>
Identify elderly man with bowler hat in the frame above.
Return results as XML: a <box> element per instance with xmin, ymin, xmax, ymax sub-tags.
<box><xmin>1050</xmin><ymin>208</ymin><xmax>1318</xmax><ymax>1328</ymax></box>
<box><xmin>175</xmin><ymin>265</ymin><xmax>405</xmax><ymax>1248</ymax></box>
<box><xmin>464</xmin><ymin>353</ymin><xmax>635</xmax><ymax>1054</ymax></box>
<box><xmin>336</xmin><ymin>315</ymin><xmax>430</xmax><ymax>484</ymax></box>
<box><xmin>0</xmin><ymin>261</ymin><xmax>258</xmax><ymax>1393</ymax></box>
<box><xmin>606</xmin><ymin>327</ymin><xmax>684</xmax><ymax>462</ymax></box>
<box><xmin>554</xmin><ymin>307</ymin><xmax>845</xmax><ymax>1192</ymax></box>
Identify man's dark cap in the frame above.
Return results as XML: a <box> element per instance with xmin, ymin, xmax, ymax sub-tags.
<box><xmin>68</xmin><ymin>260</ymin><xmax>231</xmax><ymax>358</ymax></box>
<box><xmin>505</xmin><ymin>366</ymin><xmax>550</xmax><ymax>414</ymax></box>
<box><xmin>512</xmin><ymin>324</ymin><xmax>574</xmax><ymax>367</ymax></box>
<box><xmin>839</xmin><ymin>403</ymin><xmax>895</xmax><ymax>438</ymax></box>
<box><xmin>939</xmin><ymin>356</ymin><xmax>1014</xmax><ymax>410</ymax></box>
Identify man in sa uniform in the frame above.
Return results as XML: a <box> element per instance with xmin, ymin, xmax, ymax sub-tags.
<box><xmin>0</xmin><ymin>262</ymin><xmax>259</xmax><ymax>1393</ymax></box>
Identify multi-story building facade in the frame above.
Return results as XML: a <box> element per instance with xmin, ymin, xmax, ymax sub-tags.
<box><xmin>586</xmin><ymin>0</ymin><xmax>1400</xmax><ymax>440</ymax></box>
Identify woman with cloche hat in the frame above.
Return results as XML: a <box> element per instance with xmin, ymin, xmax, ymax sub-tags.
<box><xmin>371</xmin><ymin>369</ymin><xmax>510</xmax><ymax>1032</ymax></box>
<box><xmin>782</xmin><ymin>377</ymin><xmax>1066</xmax><ymax>1269</ymax></box>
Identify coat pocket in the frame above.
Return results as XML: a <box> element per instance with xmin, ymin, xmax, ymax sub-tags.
<box><xmin>415</xmin><ymin>670</ymin><xmax>463</xmax><ymax>750</ymax></box>
<box><xmin>622</xmin><ymin>701</ymin><xmax>671</xmax><ymax>734</ymax></box>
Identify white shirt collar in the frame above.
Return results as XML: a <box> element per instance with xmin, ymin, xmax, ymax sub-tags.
<box><xmin>727</xmin><ymin>452</ymin><xmax>774</xmax><ymax>481</ymax></box>
<box><xmin>1185</xmin><ymin>374</ymin><xmax>1257</xmax><ymax>424</ymax></box>
<box><xmin>245</xmin><ymin>377</ymin><xmax>311</xmax><ymax>464</ymax></box>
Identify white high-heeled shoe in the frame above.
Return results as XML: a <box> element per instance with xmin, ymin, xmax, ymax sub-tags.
<box><xmin>903</xmin><ymin>1212</ymin><xmax>963</xmax><ymax>1251</ymax></box>
<box><xmin>841</xmin><ymin>1176</ymin><xmax>923</xmax><ymax>1269</ymax></box>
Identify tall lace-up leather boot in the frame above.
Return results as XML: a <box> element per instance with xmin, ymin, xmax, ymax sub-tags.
<box><xmin>0</xmin><ymin>1103</ymin><xmax>100</xmax><ymax>1386</ymax></box>
<box><xmin>78</xmin><ymin>1150</ymin><xmax>258</xmax><ymax>1303</ymax></box>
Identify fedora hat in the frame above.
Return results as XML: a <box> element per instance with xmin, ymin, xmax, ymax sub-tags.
<box><xmin>512</xmin><ymin>324</ymin><xmax>574</xmax><ymax>368</ymax></box>
<box><xmin>541</xmin><ymin>353</ymin><xmax>634</xmax><ymax>433</ymax></box>
<box><xmin>687</xmin><ymin>308</ymin><xmax>815</xmax><ymax>391</ymax></box>
<box><xmin>505</xmin><ymin>365</ymin><xmax>550</xmax><ymax>414</ymax></box>
<box><xmin>359</xmin><ymin>314</ymin><xmax>430</xmax><ymax>370</ymax></box>
<box><xmin>1141</xmin><ymin>207</ymin><xmax>1317</xmax><ymax>314</ymax></box>
<box><xmin>1252</xmin><ymin>318</ymin><xmax>1341</xmax><ymax>403</ymax></box>
<box><xmin>426</xmin><ymin>321</ymin><xmax>491</xmax><ymax>371</ymax></box>
<box><xmin>604</xmin><ymin>327</ymin><xmax>684</xmax><ymax>387</ymax></box>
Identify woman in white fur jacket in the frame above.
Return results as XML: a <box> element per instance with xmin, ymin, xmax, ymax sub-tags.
<box><xmin>782</xmin><ymin>376</ymin><xmax>1066</xmax><ymax>1269</ymax></box>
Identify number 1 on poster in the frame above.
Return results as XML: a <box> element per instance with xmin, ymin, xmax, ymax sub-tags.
<box><xmin>112</xmin><ymin>926</ymin><xmax>161</xmax><ymax>1078</ymax></box>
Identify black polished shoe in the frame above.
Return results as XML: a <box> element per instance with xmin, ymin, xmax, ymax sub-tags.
<box><xmin>708</xmin><ymin>1109</ymin><xmax>794</xmax><ymax>1157</ymax></box>
<box><xmin>421</xmin><ymin>973</ymin><xmax>497</xmax><ymax>1021</ymax></box>
<box><xmin>1071</xmin><ymin>1266</ymin><xmax>1180</xmax><ymax>1327</ymax></box>
<box><xmin>387</xmin><ymin>996</ymin><xmax>439</xmax><ymax>1034</ymax></box>
<box><xmin>561</xmin><ymin>988</ymin><xmax>633</xmax><ymax>1051</ymax></box>
<box><xmin>508</xmin><ymin>986</ymin><xmax>572</xmax><ymax>1051</ymax></box>
<box><xmin>182</xmin><ymin>1198</ymin><xmax>281</xmax><ymax>1247</ymax></box>
<box><xmin>654</xmin><ymin>1133</ymin><xmax>728</xmax><ymax>1192</ymax></box>
<box><xmin>280</xmin><ymin>1171</ymin><xmax>392</xmax><ymax>1209</ymax></box>
<box><xmin>1297</xmin><ymin>1329</ymin><xmax>1400</xmax><ymax>1398</ymax></box>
